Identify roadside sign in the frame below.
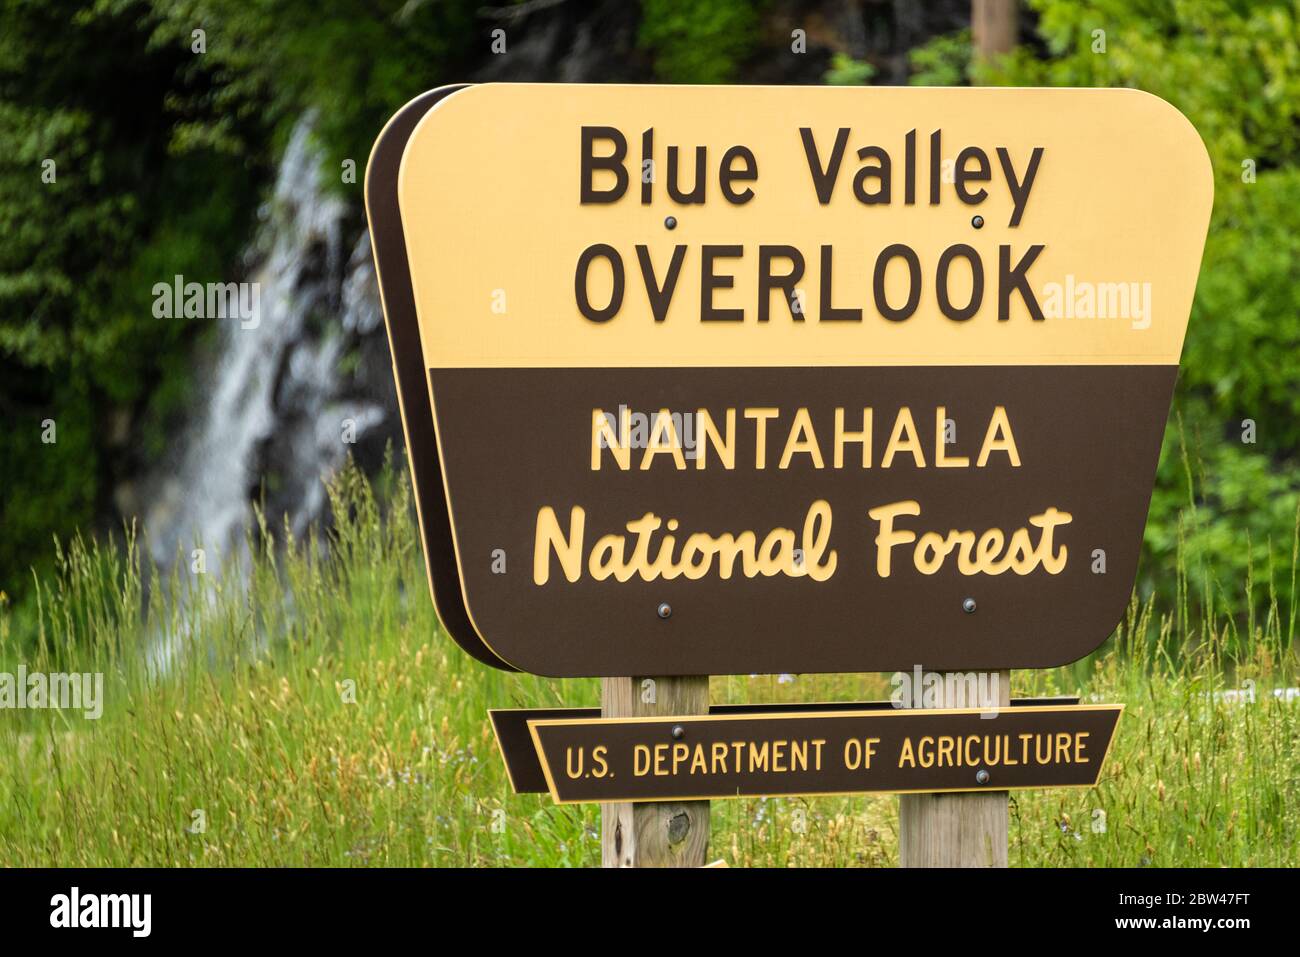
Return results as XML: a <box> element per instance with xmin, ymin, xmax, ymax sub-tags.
<box><xmin>371</xmin><ymin>83</ymin><xmax>1212</xmax><ymax>678</ymax></box>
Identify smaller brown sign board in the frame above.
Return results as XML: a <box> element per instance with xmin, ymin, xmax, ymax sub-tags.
<box><xmin>490</xmin><ymin>696</ymin><xmax>1080</xmax><ymax>793</ymax></box>
<box><xmin>500</xmin><ymin>703</ymin><xmax>1120</xmax><ymax>804</ymax></box>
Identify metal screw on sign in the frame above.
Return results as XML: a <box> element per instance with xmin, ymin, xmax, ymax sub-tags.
<box><xmin>976</xmin><ymin>769</ymin><xmax>991</xmax><ymax>785</ymax></box>
<box><xmin>657</xmin><ymin>602</ymin><xmax>672</xmax><ymax>619</ymax></box>
<box><xmin>962</xmin><ymin>597</ymin><xmax>977</xmax><ymax>614</ymax></box>
<box><xmin>664</xmin><ymin>215</ymin><xmax>677</xmax><ymax>230</ymax></box>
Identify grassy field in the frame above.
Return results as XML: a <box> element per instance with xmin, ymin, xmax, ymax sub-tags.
<box><xmin>0</xmin><ymin>462</ymin><xmax>1296</xmax><ymax>867</ymax></box>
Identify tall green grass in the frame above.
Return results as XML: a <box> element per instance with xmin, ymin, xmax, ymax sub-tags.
<box><xmin>0</xmin><ymin>459</ymin><xmax>1296</xmax><ymax>866</ymax></box>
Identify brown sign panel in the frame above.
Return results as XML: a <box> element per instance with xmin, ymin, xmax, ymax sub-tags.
<box><xmin>372</xmin><ymin>84</ymin><xmax>1214</xmax><ymax>676</ymax></box>
<box><xmin>519</xmin><ymin>704</ymin><xmax>1122</xmax><ymax>804</ymax></box>
<box><xmin>435</xmin><ymin>364</ymin><xmax>1172</xmax><ymax>675</ymax></box>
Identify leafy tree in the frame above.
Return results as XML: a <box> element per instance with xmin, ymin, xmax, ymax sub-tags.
<box><xmin>639</xmin><ymin>0</ymin><xmax>762</xmax><ymax>83</ymax></box>
<box><xmin>0</xmin><ymin>0</ymin><xmax>269</xmax><ymax>594</ymax></box>
<box><xmin>824</xmin><ymin>53</ymin><xmax>875</xmax><ymax>85</ymax></box>
<box><xmin>132</xmin><ymin>0</ymin><xmax>481</xmax><ymax>186</ymax></box>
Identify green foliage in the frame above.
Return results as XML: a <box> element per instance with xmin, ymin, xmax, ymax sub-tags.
<box><xmin>907</xmin><ymin>29</ymin><xmax>970</xmax><ymax>86</ymax></box>
<box><xmin>823</xmin><ymin>53</ymin><xmax>875</xmax><ymax>86</ymax></box>
<box><xmin>0</xmin><ymin>0</ymin><xmax>265</xmax><ymax>596</ymax></box>
<box><xmin>1148</xmin><ymin>412</ymin><xmax>1300</xmax><ymax>642</ymax></box>
<box><xmin>1185</xmin><ymin>169</ymin><xmax>1300</xmax><ymax>453</ymax></box>
<box><xmin>909</xmin><ymin>0</ymin><xmax>1300</xmax><ymax>626</ymax></box>
<box><xmin>132</xmin><ymin>0</ymin><xmax>481</xmax><ymax>185</ymax></box>
<box><xmin>0</xmin><ymin>382</ymin><xmax>98</xmax><ymax>599</ymax></box>
<box><xmin>0</xmin><ymin>0</ymin><xmax>270</xmax><ymax>380</ymax></box>
<box><xmin>639</xmin><ymin>0</ymin><xmax>762</xmax><ymax>83</ymax></box>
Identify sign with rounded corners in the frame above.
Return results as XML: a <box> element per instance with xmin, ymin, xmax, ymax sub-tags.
<box><xmin>369</xmin><ymin>83</ymin><xmax>1213</xmax><ymax>677</ymax></box>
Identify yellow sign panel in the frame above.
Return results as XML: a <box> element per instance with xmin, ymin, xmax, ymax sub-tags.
<box><xmin>397</xmin><ymin>84</ymin><xmax>1211</xmax><ymax>369</ymax></box>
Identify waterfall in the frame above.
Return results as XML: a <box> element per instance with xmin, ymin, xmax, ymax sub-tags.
<box><xmin>140</xmin><ymin>116</ymin><xmax>395</xmax><ymax>574</ymax></box>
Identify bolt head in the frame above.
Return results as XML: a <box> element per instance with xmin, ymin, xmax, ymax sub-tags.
<box><xmin>962</xmin><ymin>597</ymin><xmax>977</xmax><ymax>614</ymax></box>
<box><xmin>671</xmin><ymin>724</ymin><xmax>685</xmax><ymax>740</ymax></box>
<box><xmin>664</xmin><ymin>215</ymin><xmax>678</xmax><ymax>230</ymax></box>
<box><xmin>657</xmin><ymin>601</ymin><xmax>672</xmax><ymax>619</ymax></box>
<box><xmin>976</xmin><ymin>769</ymin><xmax>990</xmax><ymax>785</ymax></box>
<box><xmin>971</xmin><ymin>215</ymin><xmax>985</xmax><ymax>229</ymax></box>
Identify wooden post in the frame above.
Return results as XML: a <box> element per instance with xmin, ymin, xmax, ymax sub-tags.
<box><xmin>601</xmin><ymin>676</ymin><xmax>710</xmax><ymax>867</ymax></box>
<box><xmin>898</xmin><ymin>670</ymin><xmax>1010</xmax><ymax>867</ymax></box>
<box><xmin>972</xmin><ymin>0</ymin><xmax>1018</xmax><ymax>62</ymax></box>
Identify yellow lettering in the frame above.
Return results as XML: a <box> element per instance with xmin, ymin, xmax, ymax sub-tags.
<box><xmin>641</xmin><ymin>409</ymin><xmax>687</xmax><ymax>470</ymax></box>
<box><xmin>882</xmin><ymin>407</ymin><xmax>926</xmax><ymax>468</ymax></box>
<box><xmin>834</xmin><ymin>407</ymin><xmax>872</xmax><ymax>469</ymax></box>
<box><xmin>779</xmin><ymin>408</ymin><xmax>825</xmax><ymax>469</ymax></box>
<box><xmin>591</xmin><ymin>407</ymin><xmax>632</xmax><ymax>470</ymax></box>
<box><xmin>934</xmin><ymin>406</ymin><xmax>969</xmax><ymax>468</ymax></box>
<box><xmin>534</xmin><ymin>506</ymin><xmax>585</xmax><ymax>584</ymax></box>
<box><xmin>898</xmin><ymin>737</ymin><xmax>916</xmax><ymax>768</ymax></box>
<box><xmin>868</xmin><ymin>500</ymin><xmax>920</xmax><ymax>577</ymax></box>
<box><xmin>744</xmin><ymin>408</ymin><xmax>779</xmax><ymax>469</ymax></box>
<box><xmin>696</xmin><ymin>408</ymin><xmax>736</xmax><ymax>470</ymax></box>
<box><xmin>977</xmin><ymin>405</ymin><xmax>1021</xmax><ymax>467</ymax></box>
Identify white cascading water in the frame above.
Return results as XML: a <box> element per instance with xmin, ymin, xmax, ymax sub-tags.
<box><xmin>142</xmin><ymin>115</ymin><xmax>387</xmax><ymax>576</ymax></box>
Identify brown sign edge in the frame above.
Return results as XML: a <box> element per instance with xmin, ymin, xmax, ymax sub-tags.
<box><xmin>489</xmin><ymin>706</ymin><xmax>594</xmax><ymax>795</ymax></box>
<box><xmin>364</xmin><ymin>85</ymin><xmax>515</xmax><ymax>671</ymax></box>
<box><xmin>523</xmin><ymin>702</ymin><xmax>1122</xmax><ymax>804</ymax></box>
